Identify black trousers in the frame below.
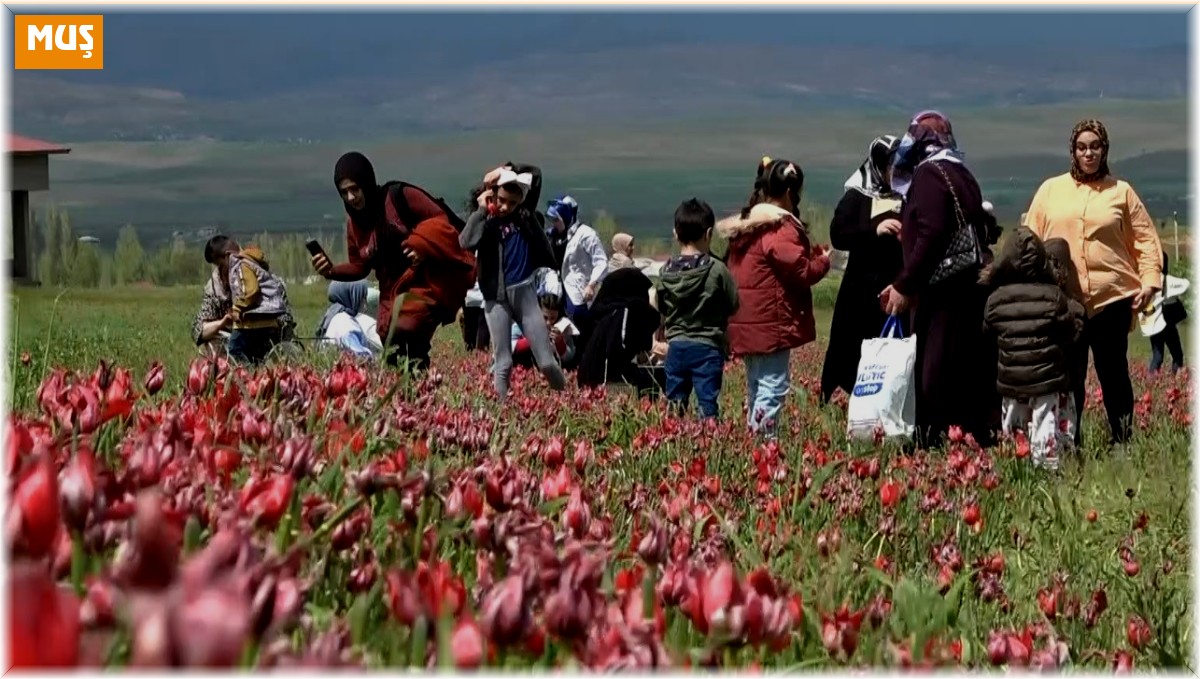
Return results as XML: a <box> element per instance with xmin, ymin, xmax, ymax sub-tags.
<box><xmin>460</xmin><ymin>307</ymin><xmax>490</xmax><ymax>352</ymax></box>
<box><xmin>385</xmin><ymin>330</ymin><xmax>433</xmax><ymax>373</ymax></box>
<box><xmin>1074</xmin><ymin>298</ymin><xmax>1135</xmax><ymax>446</ymax></box>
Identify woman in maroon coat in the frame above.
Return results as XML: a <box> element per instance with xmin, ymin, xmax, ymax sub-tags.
<box><xmin>716</xmin><ymin>157</ymin><xmax>831</xmax><ymax>438</ymax></box>
<box><xmin>312</xmin><ymin>151</ymin><xmax>476</xmax><ymax>372</ymax></box>
<box><xmin>880</xmin><ymin>112</ymin><xmax>999</xmax><ymax>449</ymax></box>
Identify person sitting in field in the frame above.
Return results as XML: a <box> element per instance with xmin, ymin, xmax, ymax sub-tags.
<box><xmin>512</xmin><ymin>292</ymin><xmax>578</xmax><ymax>369</ymax></box>
<box><xmin>316</xmin><ymin>280</ymin><xmax>383</xmax><ymax>359</ymax></box>
<box><xmin>608</xmin><ymin>233</ymin><xmax>637</xmax><ymax>273</ymax></box>
<box><xmin>577</xmin><ymin>266</ymin><xmax>664</xmax><ymax>395</ymax></box>
<box><xmin>227</xmin><ymin>244</ymin><xmax>294</xmax><ymax>364</ymax></box>
<box><xmin>192</xmin><ymin>234</ymin><xmax>295</xmax><ymax>358</ymax></box>
<box><xmin>982</xmin><ymin>227</ymin><xmax>1084</xmax><ymax>472</ymax></box>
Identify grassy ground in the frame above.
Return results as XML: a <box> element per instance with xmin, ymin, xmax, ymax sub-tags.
<box><xmin>4</xmin><ymin>280</ymin><xmax>1170</xmax><ymax>401</ymax></box>
<box><xmin>4</xmin><ymin>281</ymin><xmax>1192</xmax><ymax>670</ymax></box>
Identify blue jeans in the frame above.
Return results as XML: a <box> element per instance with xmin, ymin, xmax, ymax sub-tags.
<box><xmin>228</xmin><ymin>327</ymin><xmax>279</xmax><ymax>364</ymax></box>
<box><xmin>744</xmin><ymin>350</ymin><xmax>791</xmax><ymax>438</ymax></box>
<box><xmin>665</xmin><ymin>340</ymin><xmax>724</xmax><ymax>419</ymax></box>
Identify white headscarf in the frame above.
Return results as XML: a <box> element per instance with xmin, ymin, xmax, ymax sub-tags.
<box><xmin>844</xmin><ymin>134</ymin><xmax>900</xmax><ymax>199</ymax></box>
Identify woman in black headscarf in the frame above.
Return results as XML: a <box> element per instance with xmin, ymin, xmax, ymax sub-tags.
<box><xmin>312</xmin><ymin>151</ymin><xmax>475</xmax><ymax>372</ymax></box>
<box><xmin>576</xmin><ymin>267</ymin><xmax>662</xmax><ymax>393</ymax></box>
<box><xmin>820</xmin><ymin>134</ymin><xmax>905</xmax><ymax>403</ymax></box>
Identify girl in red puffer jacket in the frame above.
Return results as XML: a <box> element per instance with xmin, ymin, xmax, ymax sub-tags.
<box><xmin>715</xmin><ymin>157</ymin><xmax>831</xmax><ymax>438</ymax></box>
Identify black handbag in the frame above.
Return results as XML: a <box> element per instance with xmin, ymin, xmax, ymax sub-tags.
<box><xmin>1164</xmin><ymin>298</ymin><xmax>1188</xmax><ymax>326</ymax></box>
<box><xmin>927</xmin><ymin>161</ymin><xmax>984</xmax><ymax>286</ymax></box>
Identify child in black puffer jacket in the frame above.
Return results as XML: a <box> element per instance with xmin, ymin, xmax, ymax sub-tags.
<box><xmin>982</xmin><ymin>227</ymin><xmax>1085</xmax><ymax>470</ymax></box>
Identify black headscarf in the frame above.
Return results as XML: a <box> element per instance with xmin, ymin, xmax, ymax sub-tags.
<box><xmin>334</xmin><ymin>152</ymin><xmax>384</xmax><ymax>226</ymax></box>
<box><xmin>577</xmin><ymin>268</ymin><xmax>660</xmax><ymax>388</ymax></box>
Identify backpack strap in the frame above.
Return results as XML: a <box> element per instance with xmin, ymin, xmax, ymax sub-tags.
<box><xmin>383</xmin><ymin>181</ymin><xmax>468</xmax><ymax>233</ymax></box>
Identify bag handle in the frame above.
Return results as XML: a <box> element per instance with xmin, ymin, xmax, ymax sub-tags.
<box><xmin>930</xmin><ymin>161</ymin><xmax>976</xmax><ymax>246</ymax></box>
<box><xmin>881</xmin><ymin>314</ymin><xmax>905</xmax><ymax>338</ymax></box>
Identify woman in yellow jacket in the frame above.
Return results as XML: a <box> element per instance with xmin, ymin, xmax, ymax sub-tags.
<box><xmin>1023</xmin><ymin>119</ymin><xmax>1162</xmax><ymax>447</ymax></box>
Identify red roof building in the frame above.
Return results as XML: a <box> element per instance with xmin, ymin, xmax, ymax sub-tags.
<box><xmin>7</xmin><ymin>133</ymin><xmax>71</xmax><ymax>283</ymax></box>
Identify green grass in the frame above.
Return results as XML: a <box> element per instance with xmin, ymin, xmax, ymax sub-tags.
<box><xmin>5</xmin><ymin>280</ymin><xmax>1192</xmax><ymax>669</ymax></box>
<box><xmin>4</xmin><ymin>278</ymin><xmax>1176</xmax><ymax>409</ymax></box>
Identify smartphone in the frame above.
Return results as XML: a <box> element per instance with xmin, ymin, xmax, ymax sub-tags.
<box><xmin>305</xmin><ymin>239</ymin><xmax>325</xmax><ymax>257</ymax></box>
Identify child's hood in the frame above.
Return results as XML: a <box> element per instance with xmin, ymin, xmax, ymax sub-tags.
<box><xmin>715</xmin><ymin>203</ymin><xmax>796</xmax><ymax>242</ymax></box>
<box><xmin>658</xmin><ymin>257</ymin><xmax>715</xmax><ymax>304</ymax></box>
<box><xmin>236</xmin><ymin>246</ymin><xmax>270</xmax><ymax>271</ymax></box>
<box><xmin>982</xmin><ymin>226</ymin><xmax>1051</xmax><ymax>287</ymax></box>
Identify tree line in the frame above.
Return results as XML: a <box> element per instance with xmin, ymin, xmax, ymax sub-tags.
<box><xmin>26</xmin><ymin>201</ymin><xmax>835</xmax><ymax>289</ymax></box>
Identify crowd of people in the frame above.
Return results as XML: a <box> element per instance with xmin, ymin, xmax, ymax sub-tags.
<box><xmin>189</xmin><ymin>111</ymin><xmax>1180</xmax><ymax>457</ymax></box>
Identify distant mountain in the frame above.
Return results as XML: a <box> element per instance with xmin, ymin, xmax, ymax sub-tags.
<box><xmin>12</xmin><ymin>41</ymin><xmax>1187</xmax><ymax>142</ymax></box>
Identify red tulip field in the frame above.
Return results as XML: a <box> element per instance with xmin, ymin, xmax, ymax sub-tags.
<box><xmin>4</xmin><ymin>286</ymin><xmax>1192</xmax><ymax>670</ymax></box>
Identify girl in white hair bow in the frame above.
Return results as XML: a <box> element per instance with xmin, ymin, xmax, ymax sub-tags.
<box><xmin>459</xmin><ymin>163</ymin><xmax>567</xmax><ymax>400</ymax></box>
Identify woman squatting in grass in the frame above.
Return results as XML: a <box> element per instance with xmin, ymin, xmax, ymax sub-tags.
<box><xmin>313</xmin><ymin>151</ymin><xmax>476</xmax><ymax>373</ymax></box>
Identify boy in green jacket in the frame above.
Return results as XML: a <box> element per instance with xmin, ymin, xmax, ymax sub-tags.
<box><xmin>656</xmin><ymin>198</ymin><xmax>741</xmax><ymax>420</ymax></box>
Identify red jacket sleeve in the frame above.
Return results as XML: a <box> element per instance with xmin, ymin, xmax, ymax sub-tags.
<box><xmin>330</xmin><ymin>217</ymin><xmax>370</xmax><ymax>281</ymax></box>
<box><xmin>763</xmin><ymin>221</ymin><xmax>831</xmax><ymax>290</ymax></box>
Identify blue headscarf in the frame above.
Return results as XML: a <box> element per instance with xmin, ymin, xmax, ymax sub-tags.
<box><xmin>546</xmin><ymin>195</ymin><xmax>579</xmax><ymax>231</ymax></box>
<box><xmin>890</xmin><ymin>110</ymin><xmax>965</xmax><ymax>198</ymax></box>
<box><xmin>317</xmin><ymin>280</ymin><xmax>368</xmax><ymax>337</ymax></box>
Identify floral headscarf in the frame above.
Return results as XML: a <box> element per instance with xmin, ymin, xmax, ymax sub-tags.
<box><xmin>890</xmin><ymin>110</ymin><xmax>965</xmax><ymax>197</ymax></box>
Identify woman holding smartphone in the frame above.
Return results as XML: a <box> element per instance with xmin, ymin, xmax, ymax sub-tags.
<box><xmin>311</xmin><ymin>151</ymin><xmax>476</xmax><ymax>372</ymax></box>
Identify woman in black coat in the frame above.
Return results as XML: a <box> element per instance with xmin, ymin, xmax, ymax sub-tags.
<box><xmin>576</xmin><ymin>267</ymin><xmax>661</xmax><ymax>393</ymax></box>
<box><xmin>880</xmin><ymin>111</ymin><xmax>1000</xmax><ymax>449</ymax></box>
<box><xmin>820</xmin><ymin>135</ymin><xmax>904</xmax><ymax>403</ymax></box>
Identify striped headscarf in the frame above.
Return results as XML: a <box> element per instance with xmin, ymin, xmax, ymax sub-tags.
<box><xmin>890</xmin><ymin>110</ymin><xmax>965</xmax><ymax>198</ymax></box>
<box><xmin>845</xmin><ymin>134</ymin><xmax>900</xmax><ymax>199</ymax></box>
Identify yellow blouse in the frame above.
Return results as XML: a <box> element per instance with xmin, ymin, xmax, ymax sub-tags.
<box><xmin>1023</xmin><ymin>172</ymin><xmax>1162</xmax><ymax>316</ymax></box>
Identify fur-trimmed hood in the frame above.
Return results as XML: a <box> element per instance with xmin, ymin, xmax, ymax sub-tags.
<box><xmin>715</xmin><ymin>202</ymin><xmax>800</xmax><ymax>241</ymax></box>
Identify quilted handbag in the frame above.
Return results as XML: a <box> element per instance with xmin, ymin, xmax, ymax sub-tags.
<box><xmin>927</xmin><ymin>161</ymin><xmax>984</xmax><ymax>287</ymax></box>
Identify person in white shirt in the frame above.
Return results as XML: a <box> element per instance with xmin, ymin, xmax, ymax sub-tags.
<box><xmin>316</xmin><ymin>280</ymin><xmax>383</xmax><ymax>359</ymax></box>
<box><xmin>547</xmin><ymin>195</ymin><xmax>608</xmax><ymax>326</ymax></box>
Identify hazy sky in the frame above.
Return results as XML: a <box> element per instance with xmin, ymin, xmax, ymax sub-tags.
<box><xmin>6</xmin><ymin>9</ymin><xmax>1190</xmax><ymax>96</ymax></box>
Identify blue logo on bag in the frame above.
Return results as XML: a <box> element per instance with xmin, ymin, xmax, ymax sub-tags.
<box><xmin>854</xmin><ymin>383</ymin><xmax>882</xmax><ymax>397</ymax></box>
<box><xmin>852</xmin><ymin>363</ymin><xmax>887</xmax><ymax>397</ymax></box>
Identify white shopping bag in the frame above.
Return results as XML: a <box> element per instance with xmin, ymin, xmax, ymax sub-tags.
<box><xmin>846</xmin><ymin>315</ymin><xmax>917</xmax><ymax>441</ymax></box>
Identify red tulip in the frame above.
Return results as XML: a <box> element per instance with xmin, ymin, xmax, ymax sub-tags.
<box><xmin>59</xmin><ymin>449</ymin><xmax>97</xmax><ymax>532</ymax></box>
<box><xmin>962</xmin><ymin>503</ymin><xmax>981</xmax><ymax>527</ymax></box>
<box><xmin>8</xmin><ymin>563</ymin><xmax>81</xmax><ymax>668</ymax></box>
<box><xmin>1127</xmin><ymin>615</ymin><xmax>1151</xmax><ymax>650</ymax></box>
<box><xmin>12</xmin><ymin>454</ymin><xmax>61</xmax><ymax>558</ymax></box>
<box><xmin>820</xmin><ymin>604</ymin><xmax>865</xmax><ymax>660</ymax></box>
<box><xmin>143</xmin><ymin>362</ymin><xmax>165</xmax><ymax>396</ymax></box>
<box><xmin>879</xmin><ymin>479</ymin><xmax>901</xmax><ymax>508</ymax></box>
<box><xmin>1037</xmin><ymin>587</ymin><xmax>1058</xmax><ymax>620</ymax></box>
<box><xmin>542</xmin><ymin>435</ymin><xmax>564</xmax><ymax>468</ymax></box>
<box><xmin>479</xmin><ymin>575</ymin><xmax>530</xmax><ymax>647</ymax></box>
<box><xmin>451</xmin><ymin>617</ymin><xmax>486</xmax><ymax>669</ymax></box>
<box><xmin>700</xmin><ymin>562</ymin><xmax>738</xmax><ymax>633</ymax></box>
<box><xmin>239</xmin><ymin>475</ymin><xmax>294</xmax><ymax>529</ymax></box>
<box><xmin>186</xmin><ymin>359</ymin><xmax>211</xmax><ymax>396</ymax></box>
<box><xmin>1113</xmin><ymin>650</ymin><xmax>1134</xmax><ymax>673</ymax></box>
<box><xmin>6</xmin><ymin>419</ymin><xmax>34</xmax><ymax>474</ymax></box>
